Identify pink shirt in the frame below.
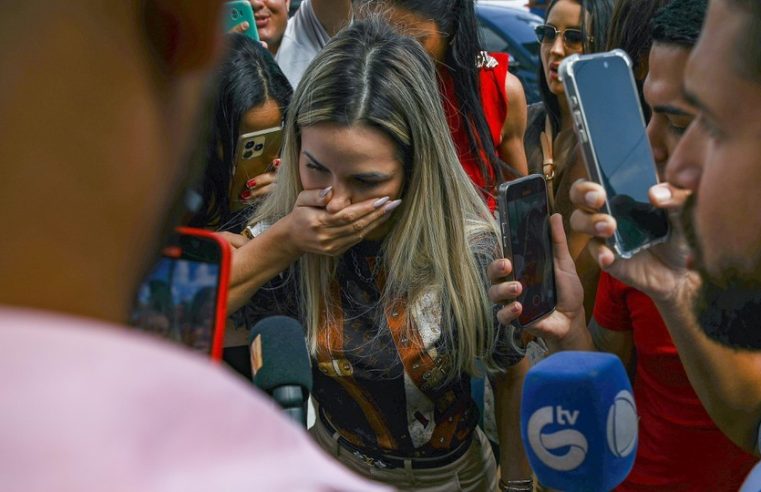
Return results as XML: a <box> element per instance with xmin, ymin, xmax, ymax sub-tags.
<box><xmin>0</xmin><ymin>307</ymin><xmax>389</xmax><ymax>492</ymax></box>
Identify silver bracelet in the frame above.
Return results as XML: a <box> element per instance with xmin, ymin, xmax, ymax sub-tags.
<box><xmin>499</xmin><ymin>478</ymin><xmax>534</xmax><ymax>492</ymax></box>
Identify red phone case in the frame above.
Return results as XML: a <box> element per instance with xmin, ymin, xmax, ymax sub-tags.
<box><xmin>175</xmin><ymin>227</ymin><xmax>232</xmax><ymax>362</ymax></box>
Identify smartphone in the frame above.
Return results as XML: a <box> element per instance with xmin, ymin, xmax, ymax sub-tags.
<box><xmin>230</xmin><ymin>126</ymin><xmax>283</xmax><ymax>211</ymax></box>
<box><xmin>130</xmin><ymin>227</ymin><xmax>231</xmax><ymax>361</ymax></box>
<box><xmin>560</xmin><ymin>49</ymin><xmax>669</xmax><ymax>258</ymax></box>
<box><xmin>223</xmin><ymin>1</ymin><xmax>260</xmax><ymax>42</ymax></box>
<box><xmin>497</xmin><ymin>174</ymin><xmax>556</xmax><ymax>329</ymax></box>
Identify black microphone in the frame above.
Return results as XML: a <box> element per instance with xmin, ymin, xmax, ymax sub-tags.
<box><xmin>249</xmin><ymin>316</ymin><xmax>313</xmax><ymax>427</ymax></box>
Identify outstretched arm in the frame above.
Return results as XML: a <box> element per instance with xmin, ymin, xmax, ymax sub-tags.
<box><xmin>570</xmin><ymin>179</ymin><xmax>761</xmax><ymax>454</ymax></box>
<box><xmin>654</xmin><ymin>284</ymin><xmax>761</xmax><ymax>455</ymax></box>
<box><xmin>494</xmin><ymin>358</ymin><xmax>533</xmax><ymax>482</ymax></box>
<box><xmin>498</xmin><ymin>73</ymin><xmax>529</xmax><ymax>178</ymax></box>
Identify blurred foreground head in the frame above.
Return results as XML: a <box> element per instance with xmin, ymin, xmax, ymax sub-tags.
<box><xmin>669</xmin><ymin>0</ymin><xmax>761</xmax><ymax>348</ymax></box>
<box><xmin>0</xmin><ymin>1</ymin><xmax>224</xmax><ymax>323</ymax></box>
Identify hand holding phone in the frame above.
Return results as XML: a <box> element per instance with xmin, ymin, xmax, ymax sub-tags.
<box><xmin>489</xmin><ymin>213</ymin><xmax>586</xmax><ymax>355</ymax></box>
<box><xmin>560</xmin><ymin>50</ymin><xmax>669</xmax><ymax>258</ymax></box>
<box><xmin>497</xmin><ymin>174</ymin><xmax>557</xmax><ymax>329</ymax></box>
<box><xmin>223</xmin><ymin>1</ymin><xmax>260</xmax><ymax>41</ymax></box>
<box><xmin>230</xmin><ymin>127</ymin><xmax>283</xmax><ymax>211</ymax></box>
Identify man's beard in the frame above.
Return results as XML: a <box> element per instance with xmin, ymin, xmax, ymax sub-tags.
<box><xmin>681</xmin><ymin>195</ymin><xmax>761</xmax><ymax>350</ymax></box>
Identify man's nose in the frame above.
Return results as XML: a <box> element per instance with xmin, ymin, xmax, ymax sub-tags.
<box><xmin>646</xmin><ymin>117</ymin><xmax>669</xmax><ymax>179</ymax></box>
<box><xmin>665</xmin><ymin>121</ymin><xmax>704</xmax><ymax>192</ymax></box>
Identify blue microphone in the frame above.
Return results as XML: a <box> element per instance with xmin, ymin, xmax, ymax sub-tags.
<box><xmin>520</xmin><ymin>351</ymin><xmax>638</xmax><ymax>492</ymax></box>
<box><xmin>740</xmin><ymin>461</ymin><xmax>761</xmax><ymax>492</ymax></box>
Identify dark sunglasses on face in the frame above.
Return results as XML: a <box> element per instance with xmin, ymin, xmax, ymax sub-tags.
<box><xmin>534</xmin><ymin>24</ymin><xmax>588</xmax><ymax>49</ymax></box>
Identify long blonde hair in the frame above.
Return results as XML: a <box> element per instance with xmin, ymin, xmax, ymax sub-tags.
<box><xmin>250</xmin><ymin>17</ymin><xmax>504</xmax><ymax>377</ymax></box>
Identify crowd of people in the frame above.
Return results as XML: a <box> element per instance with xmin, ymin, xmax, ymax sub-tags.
<box><xmin>2</xmin><ymin>0</ymin><xmax>761</xmax><ymax>490</ymax></box>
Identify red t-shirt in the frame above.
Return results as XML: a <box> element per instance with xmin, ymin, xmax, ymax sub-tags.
<box><xmin>438</xmin><ymin>52</ymin><xmax>509</xmax><ymax>212</ymax></box>
<box><xmin>594</xmin><ymin>272</ymin><xmax>755</xmax><ymax>491</ymax></box>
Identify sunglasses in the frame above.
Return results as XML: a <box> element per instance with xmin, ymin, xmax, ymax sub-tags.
<box><xmin>534</xmin><ymin>24</ymin><xmax>589</xmax><ymax>49</ymax></box>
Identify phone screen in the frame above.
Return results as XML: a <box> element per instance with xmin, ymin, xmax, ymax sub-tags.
<box><xmin>573</xmin><ymin>54</ymin><xmax>669</xmax><ymax>255</ymax></box>
<box><xmin>130</xmin><ymin>230</ymin><xmax>228</xmax><ymax>359</ymax></box>
<box><xmin>503</xmin><ymin>177</ymin><xmax>556</xmax><ymax>326</ymax></box>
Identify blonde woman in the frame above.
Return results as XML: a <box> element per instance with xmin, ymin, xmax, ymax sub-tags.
<box><xmin>227</xmin><ymin>18</ymin><xmax>531</xmax><ymax>491</ymax></box>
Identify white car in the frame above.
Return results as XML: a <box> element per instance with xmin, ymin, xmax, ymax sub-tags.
<box><xmin>477</xmin><ymin>0</ymin><xmax>530</xmax><ymax>11</ymax></box>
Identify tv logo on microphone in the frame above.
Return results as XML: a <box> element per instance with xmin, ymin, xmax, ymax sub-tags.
<box><xmin>527</xmin><ymin>390</ymin><xmax>637</xmax><ymax>472</ymax></box>
<box><xmin>527</xmin><ymin>405</ymin><xmax>589</xmax><ymax>471</ymax></box>
<box><xmin>521</xmin><ymin>353</ymin><xmax>639</xmax><ymax>491</ymax></box>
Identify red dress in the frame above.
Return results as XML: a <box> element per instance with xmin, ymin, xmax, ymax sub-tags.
<box><xmin>438</xmin><ymin>52</ymin><xmax>509</xmax><ymax>212</ymax></box>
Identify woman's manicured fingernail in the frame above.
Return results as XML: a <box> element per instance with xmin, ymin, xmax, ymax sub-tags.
<box><xmin>585</xmin><ymin>191</ymin><xmax>600</xmax><ymax>207</ymax></box>
<box><xmin>246</xmin><ymin>178</ymin><xmax>256</xmax><ymax>188</ymax></box>
<box><xmin>383</xmin><ymin>199</ymin><xmax>402</xmax><ymax>214</ymax></box>
<box><xmin>594</xmin><ymin>221</ymin><xmax>608</xmax><ymax>234</ymax></box>
<box><xmin>512</xmin><ymin>302</ymin><xmax>522</xmax><ymax>313</ymax></box>
<box><xmin>273</xmin><ymin>158</ymin><xmax>281</xmax><ymax>168</ymax></box>
<box><xmin>241</xmin><ymin>21</ymin><xmax>249</xmax><ymax>30</ymax></box>
<box><xmin>510</xmin><ymin>282</ymin><xmax>521</xmax><ymax>295</ymax></box>
<box><xmin>373</xmin><ymin>196</ymin><xmax>390</xmax><ymax>208</ymax></box>
<box><xmin>651</xmin><ymin>184</ymin><xmax>672</xmax><ymax>203</ymax></box>
<box><xmin>319</xmin><ymin>186</ymin><xmax>333</xmax><ymax>198</ymax></box>
<box><xmin>240</xmin><ymin>190</ymin><xmax>252</xmax><ymax>200</ymax></box>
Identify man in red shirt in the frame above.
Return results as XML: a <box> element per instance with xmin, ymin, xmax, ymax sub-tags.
<box><xmin>488</xmin><ymin>0</ymin><xmax>756</xmax><ymax>489</ymax></box>
<box><xmin>589</xmin><ymin>1</ymin><xmax>756</xmax><ymax>488</ymax></box>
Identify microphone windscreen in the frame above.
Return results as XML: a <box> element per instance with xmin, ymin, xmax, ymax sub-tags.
<box><xmin>249</xmin><ymin>316</ymin><xmax>312</xmax><ymax>393</ymax></box>
<box><xmin>740</xmin><ymin>460</ymin><xmax>761</xmax><ymax>492</ymax></box>
<box><xmin>520</xmin><ymin>351</ymin><xmax>638</xmax><ymax>492</ymax></box>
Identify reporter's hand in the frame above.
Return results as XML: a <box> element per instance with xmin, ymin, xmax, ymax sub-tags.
<box><xmin>284</xmin><ymin>187</ymin><xmax>401</xmax><ymax>257</ymax></box>
<box><xmin>569</xmin><ymin>179</ymin><xmax>695</xmax><ymax>303</ymax></box>
<box><xmin>489</xmin><ymin>215</ymin><xmax>586</xmax><ymax>349</ymax></box>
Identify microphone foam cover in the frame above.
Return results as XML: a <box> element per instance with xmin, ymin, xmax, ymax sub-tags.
<box><xmin>249</xmin><ymin>316</ymin><xmax>313</xmax><ymax>393</ymax></box>
<box><xmin>740</xmin><ymin>460</ymin><xmax>761</xmax><ymax>492</ymax></box>
<box><xmin>520</xmin><ymin>351</ymin><xmax>638</xmax><ymax>492</ymax></box>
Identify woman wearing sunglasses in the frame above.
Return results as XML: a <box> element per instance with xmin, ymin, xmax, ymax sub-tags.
<box><xmin>524</xmin><ymin>0</ymin><xmax>614</xmax><ymax>319</ymax></box>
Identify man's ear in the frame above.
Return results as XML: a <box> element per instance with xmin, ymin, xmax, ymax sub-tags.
<box><xmin>142</xmin><ymin>0</ymin><xmax>225</xmax><ymax>76</ymax></box>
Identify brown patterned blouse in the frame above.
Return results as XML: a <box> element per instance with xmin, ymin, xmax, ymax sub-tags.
<box><xmin>236</xmin><ymin>236</ymin><xmax>523</xmax><ymax>458</ymax></box>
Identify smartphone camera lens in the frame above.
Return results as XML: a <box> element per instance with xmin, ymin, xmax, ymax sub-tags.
<box><xmin>243</xmin><ymin>150</ymin><xmax>253</xmax><ymax>159</ymax></box>
<box><xmin>232</xmin><ymin>8</ymin><xmax>241</xmax><ymax>20</ymax></box>
<box><xmin>254</xmin><ymin>143</ymin><xmax>264</xmax><ymax>151</ymax></box>
<box><xmin>245</xmin><ymin>141</ymin><xmax>255</xmax><ymax>149</ymax></box>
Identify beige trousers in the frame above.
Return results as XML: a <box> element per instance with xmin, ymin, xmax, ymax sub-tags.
<box><xmin>310</xmin><ymin>417</ymin><xmax>498</xmax><ymax>492</ymax></box>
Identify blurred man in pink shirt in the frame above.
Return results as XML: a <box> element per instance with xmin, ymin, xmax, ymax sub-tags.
<box><xmin>0</xmin><ymin>2</ymin><xmax>386</xmax><ymax>491</ymax></box>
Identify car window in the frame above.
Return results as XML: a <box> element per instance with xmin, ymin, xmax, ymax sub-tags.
<box><xmin>479</xmin><ymin>24</ymin><xmax>510</xmax><ymax>54</ymax></box>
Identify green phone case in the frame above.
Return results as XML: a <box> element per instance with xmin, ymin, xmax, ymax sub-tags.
<box><xmin>223</xmin><ymin>1</ymin><xmax>260</xmax><ymax>42</ymax></box>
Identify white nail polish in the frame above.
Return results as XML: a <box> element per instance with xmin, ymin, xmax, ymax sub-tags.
<box><xmin>585</xmin><ymin>191</ymin><xmax>600</xmax><ymax>207</ymax></box>
<box><xmin>319</xmin><ymin>186</ymin><xmax>333</xmax><ymax>199</ymax></box>
<box><xmin>651</xmin><ymin>185</ymin><xmax>672</xmax><ymax>203</ymax></box>
<box><xmin>383</xmin><ymin>199</ymin><xmax>402</xmax><ymax>214</ymax></box>
<box><xmin>373</xmin><ymin>196</ymin><xmax>390</xmax><ymax>208</ymax></box>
